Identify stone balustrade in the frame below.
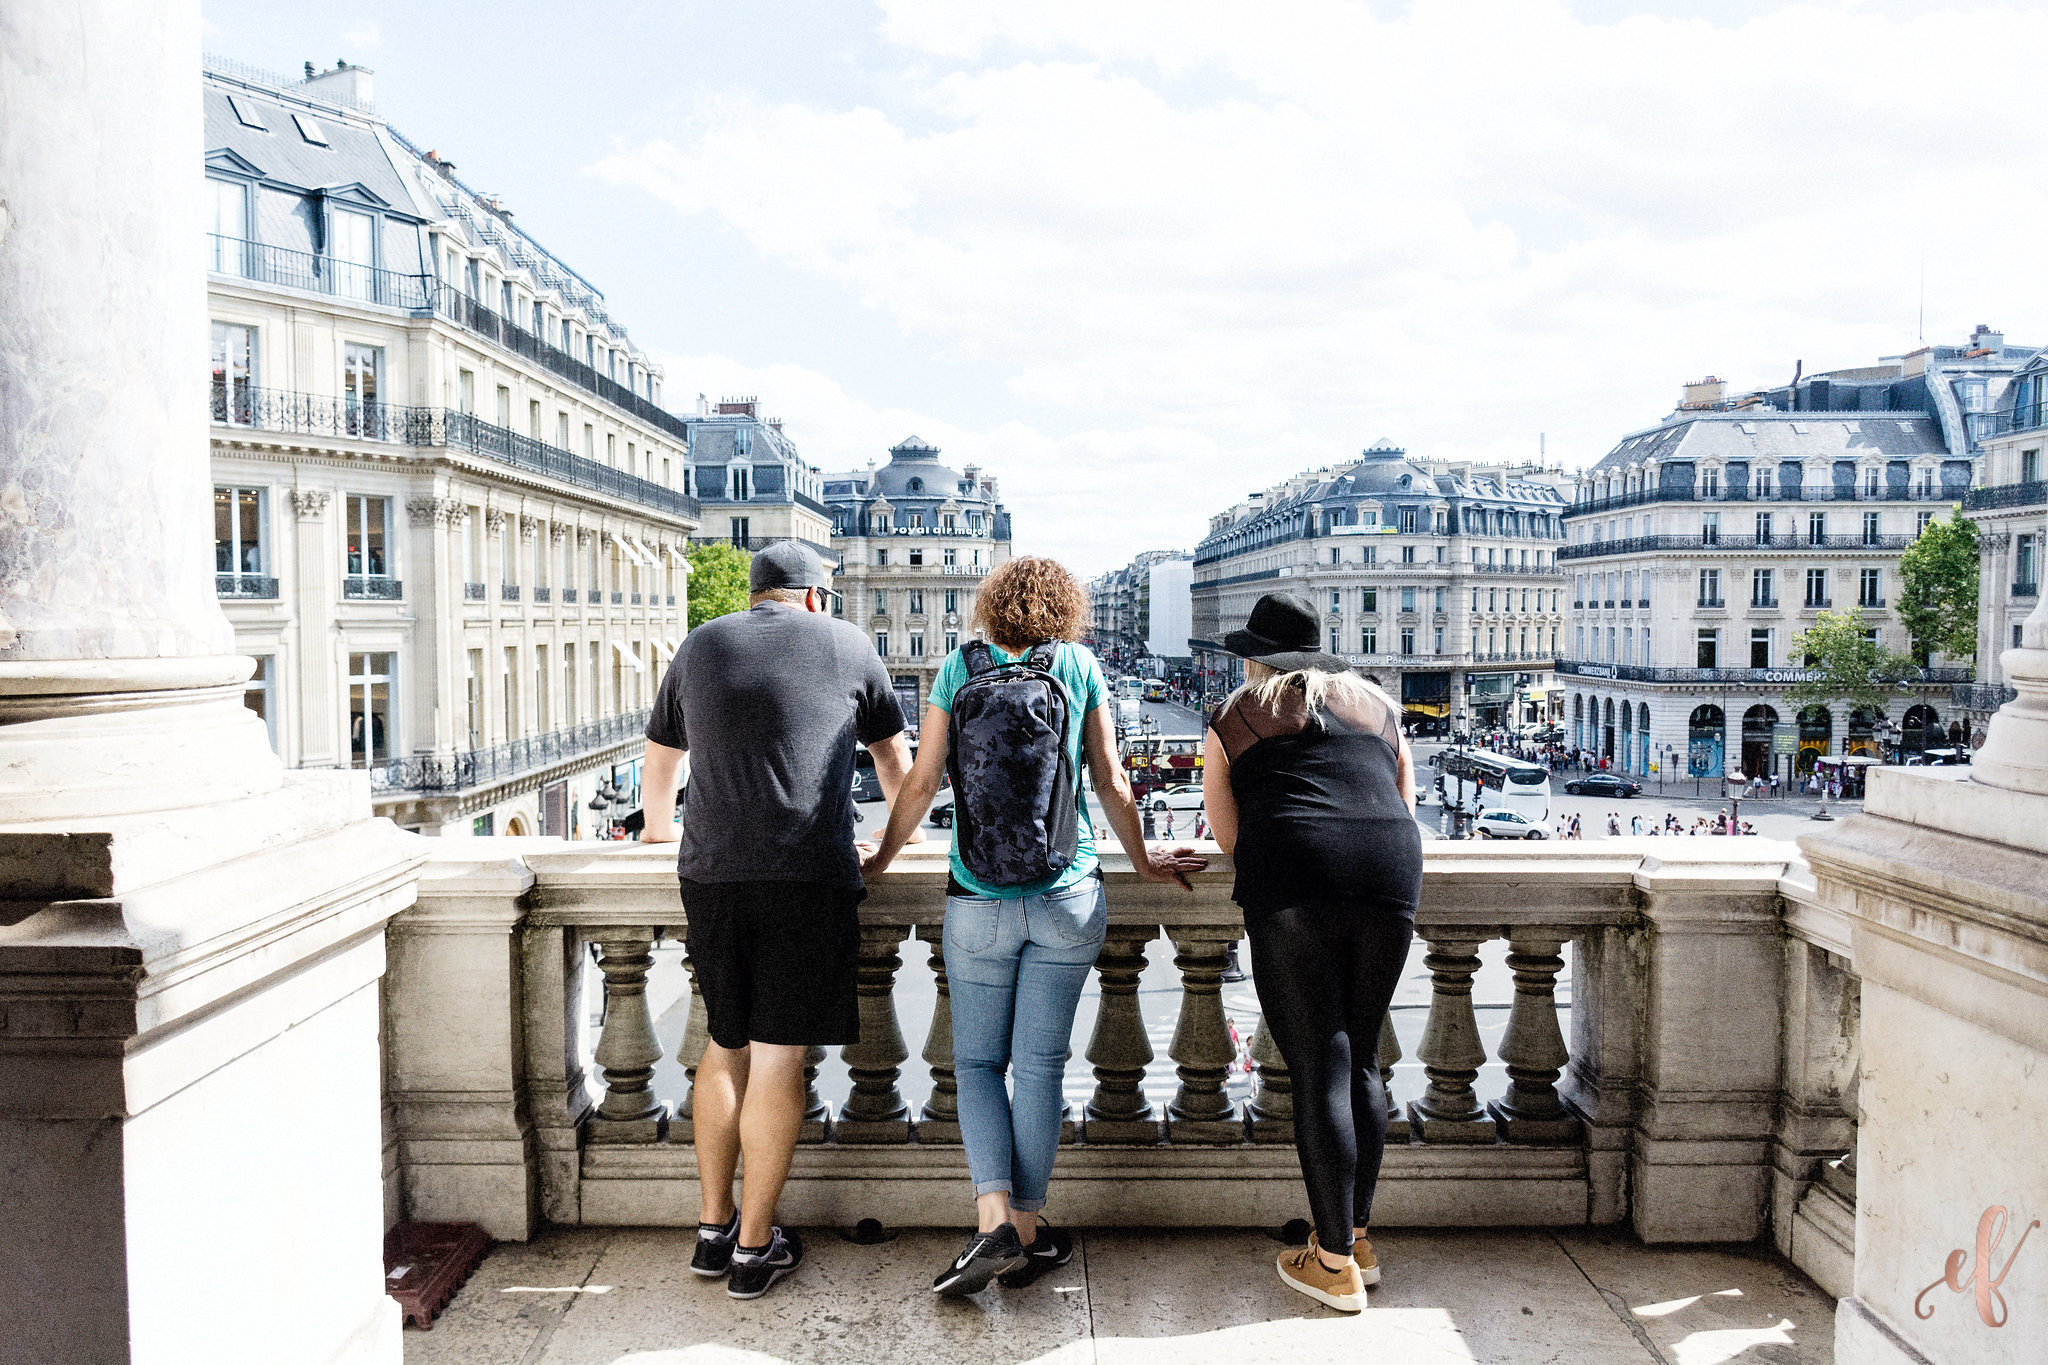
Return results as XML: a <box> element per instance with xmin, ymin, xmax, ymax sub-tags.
<box><xmin>386</xmin><ymin>835</ymin><xmax>1841</xmax><ymax>1246</ymax></box>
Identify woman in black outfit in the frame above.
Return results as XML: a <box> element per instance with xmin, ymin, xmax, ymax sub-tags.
<box><xmin>1200</xmin><ymin>593</ymin><xmax>1422</xmax><ymax>1314</ymax></box>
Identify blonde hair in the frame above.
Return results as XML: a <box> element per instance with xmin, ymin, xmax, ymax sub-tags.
<box><xmin>1232</xmin><ymin>659</ymin><xmax>1398</xmax><ymax>722</ymax></box>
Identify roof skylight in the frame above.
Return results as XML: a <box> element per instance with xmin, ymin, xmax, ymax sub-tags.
<box><xmin>228</xmin><ymin>94</ymin><xmax>267</xmax><ymax>130</ymax></box>
<box><xmin>293</xmin><ymin>113</ymin><xmax>329</xmax><ymax>146</ymax></box>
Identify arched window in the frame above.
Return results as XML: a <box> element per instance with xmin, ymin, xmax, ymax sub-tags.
<box><xmin>1798</xmin><ymin>705</ymin><xmax>1833</xmax><ymax>774</ymax></box>
<box><xmin>1688</xmin><ymin>704</ymin><xmax>1726</xmax><ymax>777</ymax></box>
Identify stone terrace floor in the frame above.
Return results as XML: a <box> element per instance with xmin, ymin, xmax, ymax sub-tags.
<box><xmin>405</xmin><ymin>1226</ymin><xmax>1835</xmax><ymax>1365</ymax></box>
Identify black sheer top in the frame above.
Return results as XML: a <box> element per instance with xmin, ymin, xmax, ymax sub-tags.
<box><xmin>1210</xmin><ymin>683</ymin><xmax>1423</xmax><ymax>917</ymax></box>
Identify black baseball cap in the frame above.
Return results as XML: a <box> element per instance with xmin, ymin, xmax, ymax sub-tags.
<box><xmin>749</xmin><ymin>540</ymin><xmax>840</xmax><ymax>599</ymax></box>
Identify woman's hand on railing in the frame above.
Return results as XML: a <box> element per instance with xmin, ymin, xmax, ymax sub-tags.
<box><xmin>1139</xmin><ymin>844</ymin><xmax>1210</xmax><ymax>891</ymax></box>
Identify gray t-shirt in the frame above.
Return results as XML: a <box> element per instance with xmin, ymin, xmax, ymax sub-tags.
<box><xmin>646</xmin><ymin>602</ymin><xmax>905</xmax><ymax>889</ymax></box>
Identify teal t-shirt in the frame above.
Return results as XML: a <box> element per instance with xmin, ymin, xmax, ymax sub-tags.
<box><xmin>929</xmin><ymin>640</ymin><xmax>1107</xmax><ymax>899</ymax></box>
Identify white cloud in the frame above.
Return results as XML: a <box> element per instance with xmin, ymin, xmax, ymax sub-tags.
<box><xmin>602</xmin><ymin>1</ymin><xmax>2048</xmax><ymax>573</ymax></box>
<box><xmin>341</xmin><ymin>20</ymin><xmax>382</xmax><ymax>49</ymax></box>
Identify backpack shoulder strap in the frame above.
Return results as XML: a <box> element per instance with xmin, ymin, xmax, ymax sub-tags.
<box><xmin>1024</xmin><ymin>641</ymin><xmax>1060</xmax><ymax>672</ymax></box>
<box><xmin>961</xmin><ymin>640</ymin><xmax>999</xmax><ymax>678</ymax></box>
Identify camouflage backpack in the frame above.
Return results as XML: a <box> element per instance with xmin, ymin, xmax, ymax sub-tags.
<box><xmin>946</xmin><ymin>641</ymin><xmax>1080</xmax><ymax>889</ymax></box>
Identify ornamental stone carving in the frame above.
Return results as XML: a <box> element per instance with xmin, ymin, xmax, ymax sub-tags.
<box><xmin>551</xmin><ymin>524</ymin><xmax>569</xmax><ymax>545</ymax></box>
<box><xmin>485</xmin><ymin>509</ymin><xmax>507</xmax><ymax>534</ymax></box>
<box><xmin>519</xmin><ymin>514</ymin><xmax>540</xmax><ymax>541</ymax></box>
<box><xmin>576</xmin><ymin>528</ymin><xmax>592</xmax><ymax>547</ymax></box>
<box><xmin>289</xmin><ymin>488</ymin><xmax>330</xmax><ymax>519</ymax></box>
<box><xmin>406</xmin><ymin>496</ymin><xmax>467</xmax><ymax>527</ymax></box>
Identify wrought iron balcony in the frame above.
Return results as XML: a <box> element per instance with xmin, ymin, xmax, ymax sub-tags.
<box><xmin>502</xmin><ymin>584</ymin><xmax>521</xmax><ymax>602</ymax></box>
<box><xmin>2015</xmin><ymin>580</ymin><xmax>2039</xmax><ymax>599</ymax></box>
<box><xmin>343</xmin><ymin>575</ymin><xmax>402</xmax><ymax>601</ymax></box>
<box><xmin>1967</xmin><ymin>399</ymin><xmax>2048</xmax><ymax>440</ymax></box>
<box><xmin>370</xmin><ymin>708</ymin><xmax>652</xmax><ymax>794</ymax></box>
<box><xmin>1561</xmin><ymin>532</ymin><xmax>1920</xmax><ymax>561</ymax></box>
<box><xmin>1697</xmin><ymin>597</ymin><xmax>1725</xmax><ymax>609</ymax></box>
<box><xmin>1752</xmin><ymin>596</ymin><xmax>1780</xmax><ymax>609</ymax></box>
<box><xmin>464</xmin><ymin>582</ymin><xmax>487</xmax><ymax>602</ymax></box>
<box><xmin>214</xmin><ymin>573</ymin><xmax>278</xmax><ymax>599</ymax></box>
<box><xmin>1952</xmin><ymin>682</ymin><xmax>2017</xmax><ymax>711</ymax></box>
<box><xmin>630</xmin><ymin>592</ymin><xmax>643</xmax><ymax>605</ymax></box>
<box><xmin>206</xmin><ymin>385</ymin><xmax>699</xmax><ymax>522</ymax></box>
<box><xmin>534</xmin><ymin>587</ymin><xmax>551</xmax><ymax>603</ymax></box>
<box><xmin>1967</xmin><ymin>480</ymin><xmax>2048</xmax><ymax>512</ymax></box>
<box><xmin>611</xmin><ymin>591</ymin><xmax>624</xmax><ymax>605</ymax></box>
<box><xmin>206</xmin><ymin>234</ymin><xmax>434</xmax><ymax>311</ymax></box>
<box><xmin>1556</xmin><ymin>660</ymin><xmax>1970</xmax><ymax>685</ymax></box>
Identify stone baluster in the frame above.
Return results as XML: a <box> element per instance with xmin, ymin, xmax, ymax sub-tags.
<box><xmin>915</xmin><ymin>925</ymin><xmax>961</xmax><ymax>1142</ymax></box>
<box><xmin>800</xmin><ymin>1045</ymin><xmax>830</xmax><ymax>1142</ymax></box>
<box><xmin>1488</xmin><ymin>934</ymin><xmax>1581</xmax><ymax>1142</ymax></box>
<box><xmin>1408</xmin><ymin>932</ymin><xmax>1498</xmax><ymax>1142</ymax></box>
<box><xmin>588</xmin><ymin>931</ymin><xmax>668</xmax><ymax>1142</ymax></box>
<box><xmin>1084</xmin><ymin>926</ymin><xmax>1164</xmax><ymax>1142</ymax></box>
<box><xmin>1167</xmin><ymin>930</ymin><xmax>1243</xmax><ymax>1143</ymax></box>
<box><xmin>1245</xmin><ymin>1011</ymin><xmax>1293</xmax><ymax>1143</ymax></box>
<box><xmin>669</xmin><ymin>953</ymin><xmax>710</xmax><ymax>1141</ymax></box>
<box><xmin>1380</xmin><ymin>1010</ymin><xmax>1410</xmax><ymax>1142</ymax></box>
<box><xmin>836</xmin><ymin>926</ymin><xmax>912</xmax><ymax>1141</ymax></box>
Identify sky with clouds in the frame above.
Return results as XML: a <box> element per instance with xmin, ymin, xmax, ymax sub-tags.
<box><xmin>203</xmin><ymin>0</ymin><xmax>2048</xmax><ymax>573</ymax></box>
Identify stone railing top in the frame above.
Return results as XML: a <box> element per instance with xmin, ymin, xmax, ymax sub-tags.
<box><xmin>413</xmin><ymin>836</ymin><xmax>1803</xmax><ymax>932</ymax></box>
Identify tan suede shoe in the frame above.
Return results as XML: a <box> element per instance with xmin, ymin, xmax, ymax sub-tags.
<box><xmin>1353</xmin><ymin>1226</ymin><xmax>1381</xmax><ymax>1286</ymax></box>
<box><xmin>1277</xmin><ymin>1232</ymin><xmax>1366</xmax><ymax>1312</ymax></box>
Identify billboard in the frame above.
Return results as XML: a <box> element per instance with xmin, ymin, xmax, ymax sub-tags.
<box><xmin>1146</xmin><ymin>557</ymin><xmax>1194</xmax><ymax>661</ymax></box>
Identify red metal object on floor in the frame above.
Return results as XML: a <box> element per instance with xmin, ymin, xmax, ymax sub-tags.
<box><xmin>384</xmin><ymin>1222</ymin><xmax>490</xmax><ymax>1330</ymax></box>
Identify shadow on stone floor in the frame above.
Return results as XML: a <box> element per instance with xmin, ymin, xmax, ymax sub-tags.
<box><xmin>404</xmin><ymin>1224</ymin><xmax>1835</xmax><ymax>1365</ymax></box>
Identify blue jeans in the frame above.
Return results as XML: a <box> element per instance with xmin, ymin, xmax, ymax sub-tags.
<box><xmin>943</xmin><ymin>876</ymin><xmax>1107</xmax><ymax>1212</ymax></box>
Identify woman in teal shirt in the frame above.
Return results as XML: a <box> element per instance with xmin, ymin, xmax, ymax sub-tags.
<box><xmin>864</xmin><ymin>556</ymin><xmax>1205</xmax><ymax>1296</ymax></box>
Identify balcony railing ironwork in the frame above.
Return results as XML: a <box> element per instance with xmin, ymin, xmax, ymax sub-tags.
<box><xmin>2015</xmin><ymin>580</ymin><xmax>2040</xmax><ymax>599</ymax></box>
<box><xmin>371</xmin><ymin>708</ymin><xmax>653</xmax><ymax>794</ymax></box>
<box><xmin>1967</xmin><ymin>399</ymin><xmax>2048</xmax><ymax>441</ymax></box>
<box><xmin>535</xmin><ymin>587</ymin><xmax>552</xmax><ymax>604</ymax></box>
<box><xmin>611</xmin><ymin>591</ymin><xmax>625</xmax><ymax>605</ymax></box>
<box><xmin>207</xmin><ymin>385</ymin><xmax>700</xmax><ymax>521</ymax></box>
<box><xmin>1952</xmin><ymin>682</ymin><xmax>2018</xmax><ymax>711</ymax></box>
<box><xmin>464</xmin><ymin>582</ymin><xmax>487</xmax><ymax>602</ymax></box>
<box><xmin>1556</xmin><ymin>660</ymin><xmax>1970</xmax><ymax>686</ymax></box>
<box><xmin>1571</xmin><ymin>483</ymin><xmax>1957</xmax><ymax>518</ymax></box>
<box><xmin>1966</xmin><ymin>480</ymin><xmax>2048</xmax><ymax>512</ymax></box>
<box><xmin>207</xmin><ymin>234</ymin><xmax>434</xmax><ymax>311</ymax></box>
<box><xmin>344</xmin><ymin>575</ymin><xmax>402</xmax><ymax>601</ymax></box>
<box><xmin>432</xmin><ymin>290</ymin><xmax>691</xmax><ymax>445</ymax></box>
<box><xmin>502</xmin><ymin>584</ymin><xmax>521</xmax><ymax>602</ymax></box>
<box><xmin>215</xmin><ymin>573</ymin><xmax>278</xmax><ymax>599</ymax></box>
<box><xmin>1561</xmin><ymin>532</ymin><xmax>1920</xmax><ymax>561</ymax></box>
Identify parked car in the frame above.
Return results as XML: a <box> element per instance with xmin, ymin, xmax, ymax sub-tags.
<box><xmin>928</xmin><ymin>789</ymin><xmax>956</xmax><ymax>828</ymax></box>
<box><xmin>1147</xmin><ymin>783</ymin><xmax>1206</xmax><ymax>813</ymax></box>
<box><xmin>1475</xmin><ymin>808</ymin><xmax>1548</xmax><ymax>839</ymax></box>
<box><xmin>1564</xmin><ymin>773</ymin><xmax>1642</xmax><ymax>798</ymax></box>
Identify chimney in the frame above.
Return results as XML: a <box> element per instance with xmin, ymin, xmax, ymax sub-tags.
<box><xmin>300</xmin><ymin>59</ymin><xmax>375</xmax><ymax>111</ymax></box>
<box><xmin>1971</xmin><ymin>324</ymin><xmax>2004</xmax><ymax>354</ymax></box>
<box><xmin>1680</xmin><ymin>375</ymin><xmax>1725</xmax><ymax>410</ymax></box>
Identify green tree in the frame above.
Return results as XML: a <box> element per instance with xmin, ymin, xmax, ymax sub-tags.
<box><xmin>686</xmin><ymin>543</ymin><xmax>752</xmax><ymax>630</ymax></box>
<box><xmin>1786</xmin><ymin>609</ymin><xmax>1919</xmax><ymax>715</ymax></box>
<box><xmin>1896</xmin><ymin>510</ymin><xmax>1980</xmax><ymax>665</ymax></box>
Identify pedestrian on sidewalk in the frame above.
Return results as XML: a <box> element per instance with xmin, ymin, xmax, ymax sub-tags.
<box><xmin>640</xmin><ymin>541</ymin><xmax>921</xmax><ymax>1300</ymax></box>
<box><xmin>864</xmin><ymin>557</ymin><xmax>1205</xmax><ymax>1297</ymax></box>
<box><xmin>1201</xmin><ymin>592</ymin><xmax>1421</xmax><ymax>1314</ymax></box>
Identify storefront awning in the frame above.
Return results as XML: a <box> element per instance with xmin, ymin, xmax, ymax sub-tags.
<box><xmin>1404</xmin><ymin>701</ymin><xmax>1450</xmax><ymax>717</ymax></box>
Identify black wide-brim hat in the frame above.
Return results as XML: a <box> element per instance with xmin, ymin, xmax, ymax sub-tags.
<box><xmin>1222</xmin><ymin>591</ymin><xmax>1355</xmax><ymax>675</ymax></box>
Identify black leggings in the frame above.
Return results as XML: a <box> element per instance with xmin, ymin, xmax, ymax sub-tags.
<box><xmin>1245</xmin><ymin>903</ymin><xmax>1414</xmax><ymax>1255</ymax></box>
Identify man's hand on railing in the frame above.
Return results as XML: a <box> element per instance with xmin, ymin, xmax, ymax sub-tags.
<box><xmin>1139</xmin><ymin>844</ymin><xmax>1209</xmax><ymax>892</ymax></box>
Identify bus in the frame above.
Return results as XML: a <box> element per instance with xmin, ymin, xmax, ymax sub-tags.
<box><xmin>1123</xmin><ymin>733</ymin><xmax>1203</xmax><ymax>797</ymax></box>
<box><xmin>1118</xmin><ymin>675</ymin><xmax>1144</xmax><ymax>699</ymax></box>
<box><xmin>1434</xmin><ymin>749</ymin><xmax>1552</xmax><ymax>823</ymax></box>
<box><xmin>1143</xmin><ymin>680</ymin><xmax>1168</xmax><ymax>702</ymax></box>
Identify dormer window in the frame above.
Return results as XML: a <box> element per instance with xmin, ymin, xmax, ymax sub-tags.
<box><xmin>228</xmin><ymin>94</ymin><xmax>268</xmax><ymax>130</ymax></box>
<box><xmin>292</xmin><ymin>113</ymin><xmax>329</xmax><ymax>146</ymax></box>
<box><xmin>909</xmin><ymin>477</ymin><xmax>923</xmax><ymax>493</ymax></box>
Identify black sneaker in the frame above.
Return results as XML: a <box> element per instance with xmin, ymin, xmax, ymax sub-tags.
<box><xmin>727</xmin><ymin>1227</ymin><xmax>804</xmax><ymax>1300</ymax></box>
<box><xmin>997</xmin><ymin>1224</ymin><xmax>1074</xmax><ymax>1289</ymax></box>
<box><xmin>690</xmin><ymin>1211</ymin><xmax>740</xmax><ymax>1278</ymax></box>
<box><xmin>931</xmin><ymin>1224</ymin><xmax>1025</xmax><ymax>1297</ymax></box>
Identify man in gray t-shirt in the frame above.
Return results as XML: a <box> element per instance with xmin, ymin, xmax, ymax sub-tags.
<box><xmin>639</xmin><ymin>541</ymin><xmax>917</xmax><ymax>1299</ymax></box>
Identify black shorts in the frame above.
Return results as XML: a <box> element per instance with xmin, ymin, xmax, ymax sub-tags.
<box><xmin>680</xmin><ymin>878</ymin><xmax>861</xmax><ymax>1049</ymax></box>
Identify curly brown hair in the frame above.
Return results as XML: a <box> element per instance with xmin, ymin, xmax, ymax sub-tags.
<box><xmin>973</xmin><ymin>555</ymin><xmax>1089</xmax><ymax>648</ymax></box>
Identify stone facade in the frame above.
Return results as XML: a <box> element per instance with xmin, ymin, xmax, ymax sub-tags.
<box><xmin>1963</xmin><ymin>347</ymin><xmax>2048</xmax><ymax>724</ymax></box>
<box><xmin>683</xmin><ymin>397</ymin><xmax>833</xmax><ymax>551</ymax></box>
<box><xmin>203</xmin><ymin>59</ymin><xmax>697</xmax><ymax>837</ymax></box>
<box><xmin>824</xmin><ymin>438</ymin><xmax>1013</xmax><ymax>724</ymax></box>
<box><xmin>1190</xmin><ymin>441</ymin><xmax>1571</xmax><ymax>725</ymax></box>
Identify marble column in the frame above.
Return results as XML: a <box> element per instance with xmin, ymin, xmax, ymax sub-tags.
<box><xmin>0</xmin><ymin>8</ymin><xmax>421</xmax><ymax>1361</ymax></box>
